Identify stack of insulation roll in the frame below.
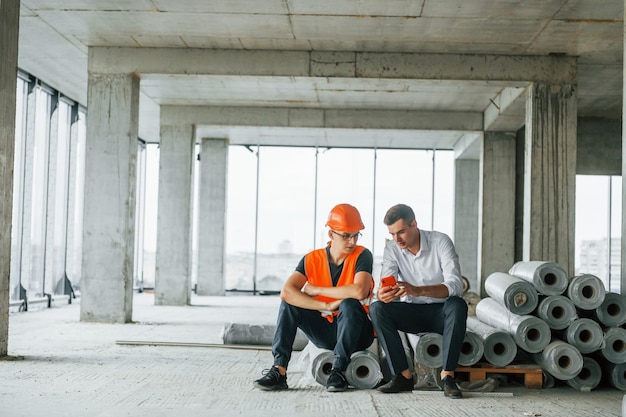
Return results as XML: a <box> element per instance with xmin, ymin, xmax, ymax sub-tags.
<box><xmin>470</xmin><ymin>261</ymin><xmax>626</xmax><ymax>392</ymax></box>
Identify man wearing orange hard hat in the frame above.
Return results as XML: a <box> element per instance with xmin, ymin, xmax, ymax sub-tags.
<box><xmin>253</xmin><ymin>203</ymin><xmax>375</xmax><ymax>392</ymax></box>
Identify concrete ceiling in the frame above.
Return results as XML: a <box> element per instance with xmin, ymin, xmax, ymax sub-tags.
<box><xmin>16</xmin><ymin>0</ymin><xmax>624</xmax><ymax>155</ymax></box>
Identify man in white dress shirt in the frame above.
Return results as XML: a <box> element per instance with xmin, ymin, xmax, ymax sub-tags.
<box><xmin>370</xmin><ymin>203</ymin><xmax>467</xmax><ymax>398</ymax></box>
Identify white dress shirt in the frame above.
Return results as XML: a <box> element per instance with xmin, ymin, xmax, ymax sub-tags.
<box><xmin>377</xmin><ymin>229</ymin><xmax>463</xmax><ymax>304</ymax></box>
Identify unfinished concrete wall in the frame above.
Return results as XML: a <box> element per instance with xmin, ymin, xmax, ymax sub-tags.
<box><xmin>523</xmin><ymin>82</ymin><xmax>577</xmax><ymax>276</ymax></box>
<box><xmin>197</xmin><ymin>138</ymin><xmax>228</xmax><ymax>296</ymax></box>
<box><xmin>155</xmin><ymin>125</ymin><xmax>194</xmax><ymax>305</ymax></box>
<box><xmin>0</xmin><ymin>0</ymin><xmax>20</xmax><ymax>356</ymax></box>
<box><xmin>454</xmin><ymin>159</ymin><xmax>479</xmax><ymax>291</ymax></box>
<box><xmin>478</xmin><ymin>132</ymin><xmax>516</xmax><ymax>296</ymax></box>
<box><xmin>81</xmin><ymin>73</ymin><xmax>139</xmax><ymax>323</ymax></box>
<box><xmin>577</xmin><ymin>117</ymin><xmax>621</xmax><ymax>176</ymax></box>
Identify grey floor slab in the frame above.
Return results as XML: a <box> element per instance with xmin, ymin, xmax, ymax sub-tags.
<box><xmin>2</xmin><ymin>293</ymin><xmax>624</xmax><ymax>417</ymax></box>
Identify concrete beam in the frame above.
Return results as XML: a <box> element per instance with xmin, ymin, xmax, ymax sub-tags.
<box><xmin>90</xmin><ymin>48</ymin><xmax>577</xmax><ymax>83</ymax></box>
<box><xmin>160</xmin><ymin>105</ymin><xmax>483</xmax><ymax>131</ymax></box>
<box><xmin>483</xmin><ymin>86</ymin><xmax>528</xmax><ymax>132</ymax></box>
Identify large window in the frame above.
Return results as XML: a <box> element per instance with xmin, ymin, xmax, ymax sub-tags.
<box><xmin>224</xmin><ymin>145</ymin><xmax>455</xmax><ymax>292</ymax></box>
<box><xmin>9</xmin><ymin>75</ymin><xmax>87</xmax><ymax>308</ymax></box>
<box><xmin>575</xmin><ymin>175</ymin><xmax>622</xmax><ymax>293</ymax></box>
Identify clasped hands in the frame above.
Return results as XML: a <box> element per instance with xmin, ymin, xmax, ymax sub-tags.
<box><xmin>301</xmin><ymin>282</ymin><xmax>342</xmax><ymax>312</ymax></box>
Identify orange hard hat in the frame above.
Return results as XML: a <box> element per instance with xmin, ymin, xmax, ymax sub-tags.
<box><xmin>325</xmin><ymin>204</ymin><xmax>365</xmax><ymax>232</ymax></box>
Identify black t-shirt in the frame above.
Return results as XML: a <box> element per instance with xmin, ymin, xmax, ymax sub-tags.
<box><xmin>295</xmin><ymin>246</ymin><xmax>373</xmax><ymax>286</ymax></box>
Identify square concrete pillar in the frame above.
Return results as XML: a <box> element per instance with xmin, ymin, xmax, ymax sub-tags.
<box><xmin>81</xmin><ymin>73</ymin><xmax>139</xmax><ymax>323</ymax></box>
<box><xmin>155</xmin><ymin>125</ymin><xmax>195</xmax><ymax>305</ymax></box>
<box><xmin>197</xmin><ymin>138</ymin><xmax>228</xmax><ymax>296</ymax></box>
<box><xmin>454</xmin><ymin>159</ymin><xmax>479</xmax><ymax>292</ymax></box>
<box><xmin>524</xmin><ymin>82</ymin><xmax>577</xmax><ymax>276</ymax></box>
<box><xmin>478</xmin><ymin>132</ymin><xmax>516</xmax><ymax>296</ymax></box>
<box><xmin>0</xmin><ymin>0</ymin><xmax>20</xmax><ymax>356</ymax></box>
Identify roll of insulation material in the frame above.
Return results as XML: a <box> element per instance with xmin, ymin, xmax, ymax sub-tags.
<box><xmin>345</xmin><ymin>350</ymin><xmax>382</xmax><ymax>389</ymax></box>
<box><xmin>310</xmin><ymin>348</ymin><xmax>335</xmax><ymax>386</ymax></box>
<box><xmin>561</xmin><ymin>318</ymin><xmax>604</xmax><ymax>354</ymax></box>
<box><xmin>407</xmin><ymin>332</ymin><xmax>443</xmax><ymax>368</ymax></box>
<box><xmin>221</xmin><ymin>322</ymin><xmax>308</xmax><ymax>350</ymax></box>
<box><xmin>508</xmin><ymin>261</ymin><xmax>569</xmax><ymax>296</ymax></box>
<box><xmin>536</xmin><ymin>295</ymin><xmax>578</xmax><ymax>330</ymax></box>
<box><xmin>603</xmin><ymin>361</ymin><xmax>626</xmax><ymax>390</ymax></box>
<box><xmin>485</xmin><ymin>272</ymin><xmax>539</xmax><ymax>315</ymax></box>
<box><xmin>535</xmin><ymin>340</ymin><xmax>583</xmax><ymax>380</ymax></box>
<box><xmin>567</xmin><ymin>274</ymin><xmax>606</xmax><ymax>310</ymax></box>
<box><xmin>600</xmin><ymin>327</ymin><xmax>626</xmax><ymax>364</ymax></box>
<box><xmin>466</xmin><ymin>317</ymin><xmax>517</xmax><ymax>367</ymax></box>
<box><xmin>475</xmin><ymin>297</ymin><xmax>550</xmax><ymax>353</ymax></box>
<box><xmin>566</xmin><ymin>356</ymin><xmax>602</xmax><ymax>392</ymax></box>
<box><xmin>596</xmin><ymin>292</ymin><xmax>626</xmax><ymax>327</ymax></box>
<box><xmin>458</xmin><ymin>330</ymin><xmax>485</xmax><ymax>366</ymax></box>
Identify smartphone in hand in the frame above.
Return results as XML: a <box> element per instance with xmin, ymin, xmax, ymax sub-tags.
<box><xmin>380</xmin><ymin>275</ymin><xmax>397</xmax><ymax>288</ymax></box>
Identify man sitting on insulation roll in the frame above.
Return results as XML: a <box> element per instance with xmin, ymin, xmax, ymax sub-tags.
<box><xmin>370</xmin><ymin>203</ymin><xmax>467</xmax><ymax>398</ymax></box>
<box><xmin>253</xmin><ymin>203</ymin><xmax>375</xmax><ymax>393</ymax></box>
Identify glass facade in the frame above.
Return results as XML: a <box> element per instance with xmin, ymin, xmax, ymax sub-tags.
<box><xmin>7</xmin><ymin>71</ymin><xmax>623</xmax><ymax>310</ymax></box>
<box><xmin>223</xmin><ymin>145</ymin><xmax>455</xmax><ymax>293</ymax></box>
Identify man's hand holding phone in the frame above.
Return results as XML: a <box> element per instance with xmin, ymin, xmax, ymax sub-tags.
<box><xmin>378</xmin><ymin>275</ymin><xmax>402</xmax><ymax>303</ymax></box>
<box><xmin>380</xmin><ymin>275</ymin><xmax>397</xmax><ymax>288</ymax></box>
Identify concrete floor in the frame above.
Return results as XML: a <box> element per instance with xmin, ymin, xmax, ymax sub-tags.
<box><xmin>2</xmin><ymin>292</ymin><xmax>624</xmax><ymax>417</ymax></box>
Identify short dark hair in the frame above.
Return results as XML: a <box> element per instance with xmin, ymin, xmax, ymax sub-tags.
<box><xmin>384</xmin><ymin>204</ymin><xmax>416</xmax><ymax>226</ymax></box>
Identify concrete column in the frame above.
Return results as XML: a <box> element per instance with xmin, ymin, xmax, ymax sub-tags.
<box><xmin>524</xmin><ymin>82</ymin><xmax>577</xmax><ymax>276</ymax></box>
<box><xmin>454</xmin><ymin>159</ymin><xmax>479</xmax><ymax>292</ymax></box>
<box><xmin>155</xmin><ymin>125</ymin><xmax>195</xmax><ymax>305</ymax></box>
<box><xmin>478</xmin><ymin>132</ymin><xmax>516</xmax><ymax>296</ymax></box>
<box><xmin>81</xmin><ymin>73</ymin><xmax>139</xmax><ymax>323</ymax></box>
<box><xmin>0</xmin><ymin>0</ymin><xmax>20</xmax><ymax>356</ymax></box>
<box><xmin>197</xmin><ymin>138</ymin><xmax>228</xmax><ymax>295</ymax></box>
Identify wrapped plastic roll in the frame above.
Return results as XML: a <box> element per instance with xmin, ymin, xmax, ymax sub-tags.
<box><xmin>466</xmin><ymin>317</ymin><xmax>517</xmax><ymax>367</ymax></box>
<box><xmin>566</xmin><ymin>356</ymin><xmax>602</xmax><ymax>392</ymax></box>
<box><xmin>536</xmin><ymin>295</ymin><xmax>577</xmax><ymax>330</ymax></box>
<box><xmin>458</xmin><ymin>330</ymin><xmax>484</xmax><ymax>366</ymax></box>
<box><xmin>560</xmin><ymin>318</ymin><xmax>604</xmax><ymax>354</ymax></box>
<box><xmin>485</xmin><ymin>272</ymin><xmax>539</xmax><ymax>315</ymax></box>
<box><xmin>221</xmin><ymin>322</ymin><xmax>308</xmax><ymax>350</ymax></box>
<box><xmin>310</xmin><ymin>348</ymin><xmax>335</xmax><ymax>386</ymax></box>
<box><xmin>595</xmin><ymin>292</ymin><xmax>626</xmax><ymax>327</ymax></box>
<box><xmin>602</xmin><ymin>361</ymin><xmax>626</xmax><ymax>390</ymax></box>
<box><xmin>345</xmin><ymin>350</ymin><xmax>382</xmax><ymax>389</ymax></box>
<box><xmin>534</xmin><ymin>340</ymin><xmax>583</xmax><ymax>380</ymax></box>
<box><xmin>475</xmin><ymin>297</ymin><xmax>550</xmax><ymax>353</ymax></box>
<box><xmin>600</xmin><ymin>327</ymin><xmax>626</xmax><ymax>364</ymax></box>
<box><xmin>407</xmin><ymin>332</ymin><xmax>443</xmax><ymax>368</ymax></box>
<box><xmin>567</xmin><ymin>274</ymin><xmax>606</xmax><ymax>310</ymax></box>
<box><xmin>508</xmin><ymin>261</ymin><xmax>569</xmax><ymax>296</ymax></box>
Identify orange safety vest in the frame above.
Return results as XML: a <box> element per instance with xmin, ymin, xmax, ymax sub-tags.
<box><xmin>304</xmin><ymin>245</ymin><xmax>373</xmax><ymax>322</ymax></box>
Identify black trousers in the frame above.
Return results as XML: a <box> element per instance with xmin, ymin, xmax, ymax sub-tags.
<box><xmin>272</xmin><ymin>298</ymin><xmax>374</xmax><ymax>371</ymax></box>
<box><xmin>370</xmin><ymin>296</ymin><xmax>467</xmax><ymax>374</ymax></box>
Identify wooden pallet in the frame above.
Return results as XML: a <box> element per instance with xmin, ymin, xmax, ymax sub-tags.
<box><xmin>455</xmin><ymin>363</ymin><xmax>543</xmax><ymax>389</ymax></box>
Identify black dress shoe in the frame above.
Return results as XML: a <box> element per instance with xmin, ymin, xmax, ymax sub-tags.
<box><xmin>442</xmin><ymin>375</ymin><xmax>462</xmax><ymax>399</ymax></box>
<box><xmin>326</xmin><ymin>368</ymin><xmax>348</xmax><ymax>392</ymax></box>
<box><xmin>377</xmin><ymin>374</ymin><xmax>414</xmax><ymax>393</ymax></box>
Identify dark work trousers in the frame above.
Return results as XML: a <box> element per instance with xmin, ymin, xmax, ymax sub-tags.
<box><xmin>369</xmin><ymin>296</ymin><xmax>467</xmax><ymax>374</ymax></box>
<box><xmin>272</xmin><ymin>298</ymin><xmax>375</xmax><ymax>372</ymax></box>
